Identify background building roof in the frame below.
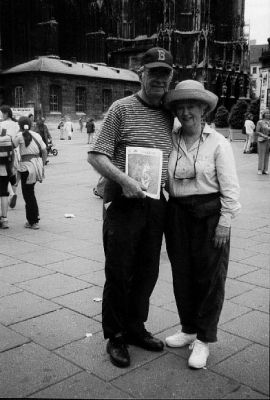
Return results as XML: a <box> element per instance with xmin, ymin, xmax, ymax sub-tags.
<box><xmin>1</xmin><ymin>56</ymin><xmax>140</xmax><ymax>83</ymax></box>
<box><xmin>250</xmin><ymin>44</ymin><xmax>269</xmax><ymax>64</ymax></box>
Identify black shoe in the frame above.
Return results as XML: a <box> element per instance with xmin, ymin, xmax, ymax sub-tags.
<box><xmin>127</xmin><ymin>329</ymin><xmax>164</xmax><ymax>352</ymax></box>
<box><xmin>106</xmin><ymin>337</ymin><xmax>130</xmax><ymax>368</ymax></box>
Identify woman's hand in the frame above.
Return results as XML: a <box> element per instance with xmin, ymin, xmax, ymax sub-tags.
<box><xmin>214</xmin><ymin>224</ymin><xmax>230</xmax><ymax>248</ymax></box>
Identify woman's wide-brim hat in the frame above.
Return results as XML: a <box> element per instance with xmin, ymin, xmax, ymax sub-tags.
<box><xmin>164</xmin><ymin>80</ymin><xmax>218</xmax><ymax>113</ymax></box>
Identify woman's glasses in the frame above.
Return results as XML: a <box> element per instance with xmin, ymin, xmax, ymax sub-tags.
<box><xmin>173</xmin><ymin>134</ymin><xmax>202</xmax><ymax>180</ymax></box>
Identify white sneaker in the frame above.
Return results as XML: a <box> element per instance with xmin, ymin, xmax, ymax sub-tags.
<box><xmin>257</xmin><ymin>170</ymin><xmax>262</xmax><ymax>175</ymax></box>
<box><xmin>165</xmin><ymin>331</ymin><xmax>196</xmax><ymax>348</ymax></box>
<box><xmin>188</xmin><ymin>339</ymin><xmax>209</xmax><ymax>369</ymax></box>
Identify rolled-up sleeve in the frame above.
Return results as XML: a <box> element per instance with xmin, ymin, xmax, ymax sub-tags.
<box><xmin>215</xmin><ymin>140</ymin><xmax>241</xmax><ymax>227</ymax></box>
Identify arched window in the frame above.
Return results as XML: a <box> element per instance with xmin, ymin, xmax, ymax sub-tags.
<box><xmin>14</xmin><ymin>86</ymin><xmax>24</xmax><ymax>107</ymax></box>
<box><xmin>75</xmin><ymin>87</ymin><xmax>86</xmax><ymax>113</ymax></box>
<box><xmin>49</xmin><ymin>85</ymin><xmax>61</xmax><ymax>112</ymax></box>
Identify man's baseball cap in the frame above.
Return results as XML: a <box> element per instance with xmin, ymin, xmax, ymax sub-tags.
<box><xmin>141</xmin><ymin>47</ymin><xmax>173</xmax><ymax>70</ymax></box>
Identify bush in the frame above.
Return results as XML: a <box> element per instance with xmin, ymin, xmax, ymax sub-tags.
<box><xmin>228</xmin><ymin>100</ymin><xmax>248</xmax><ymax>129</ymax></box>
<box><xmin>214</xmin><ymin>106</ymin><xmax>229</xmax><ymax>127</ymax></box>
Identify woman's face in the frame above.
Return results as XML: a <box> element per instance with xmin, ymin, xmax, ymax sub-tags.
<box><xmin>175</xmin><ymin>101</ymin><xmax>205</xmax><ymax>129</ymax></box>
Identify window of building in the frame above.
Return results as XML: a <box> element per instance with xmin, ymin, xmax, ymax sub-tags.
<box><xmin>102</xmin><ymin>89</ymin><xmax>112</xmax><ymax>112</ymax></box>
<box><xmin>75</xmin><ymin>87</ymin><xmax>86</xmax><ymax>113</ymax></box>
<box><xmin>49</xmin><ymin>85</ymin><xmax>61</xmax><ymax>112</ymax></box>
<box><xmin>252</xmin><ymin>66</ymin><xmax>257</xmax><ymax>74</ymax></box>
<box><xmin>14</xmin><ymin>86</ymin><xmax>24</xmax><ymax>107</ymax></box>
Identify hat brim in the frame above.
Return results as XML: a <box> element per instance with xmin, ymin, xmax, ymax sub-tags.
<box><xmin>144</xmin><ymin>61</ymin><xmax>173</xmax><ymax>70</ymax></box>
<box><xmin>164</xmin><ymin>89</ymin><xmax>218</xmax><ymax>112</ymax></box>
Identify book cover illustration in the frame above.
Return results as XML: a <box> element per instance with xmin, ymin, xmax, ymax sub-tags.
<box><xmin>125</xmin><ymin>147</ymin><xmax>163</xmax><ymax>199</ymax></box>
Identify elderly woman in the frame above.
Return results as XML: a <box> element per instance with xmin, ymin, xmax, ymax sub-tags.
<box><xmin>256</xmin><ymin>110</ymin><xmax>270</xmax><ymax>174</ymax></box>
<box><xmin>164</xmin><ymin>80</ymin><xmax>241</xmax><ymax>369</ymax></box>
<box><xmin>12</xmin><ymin>117</ymin><xmax>47</xmax><ymax>229</ymax></box>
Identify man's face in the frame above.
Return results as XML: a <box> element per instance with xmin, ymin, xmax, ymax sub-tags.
<box><xmin>141</xmin><ymin>67</ymin><xmax>172</xmax><ymax>100</ymax></box>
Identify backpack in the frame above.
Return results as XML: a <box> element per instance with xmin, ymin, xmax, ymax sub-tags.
<box><xmin>0</xmin><ymin>130</ymin><xmax>13</xmax><ymax>165</ymax></box>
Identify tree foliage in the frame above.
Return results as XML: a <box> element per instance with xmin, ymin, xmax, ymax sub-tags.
<box><xmin>228</xmin><ymin>100</ymin><xmax>248</xmax><ymax>129</ymax></box>
<box><xmin>214</xmin><ymin>105</ymin><xmax>229</xmax><ymax>128</ymax></box>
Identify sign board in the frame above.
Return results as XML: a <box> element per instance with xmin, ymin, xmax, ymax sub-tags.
<box><xmin>11</xmin><ymin>107</ymin><xmax>34</xmax><ymax>121</ymax></box>
<box><xmin>260</xmin><ymin>69</ymin><xmax>270</xmax><ymax>116</ymax></box>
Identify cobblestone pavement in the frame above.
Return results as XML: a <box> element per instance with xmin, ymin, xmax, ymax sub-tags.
<box><xmin>0</xmin><ymin>124</ymin><xmax>269</xmax><ymax>399</ymax></box>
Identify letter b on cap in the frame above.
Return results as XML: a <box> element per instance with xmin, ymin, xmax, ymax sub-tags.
<box><xmin>157</xmin><ymin>50</ymin><xmax>166</xmax><ymax>61</ymax></box>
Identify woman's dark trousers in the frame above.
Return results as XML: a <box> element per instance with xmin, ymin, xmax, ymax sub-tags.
<box><xmin>102</xmin><ymin>194</ymin><xmax>167</xmax><ymax>340</ymax></box>
<box><xmin>165</xmin><ymin>194</ymin><xmax>230</xmax><ymax>343</ymax></box>
<box><xmin>20</xmin><ymin>171</ymin><xmax>39</xmax><ymax>225</ymax></box>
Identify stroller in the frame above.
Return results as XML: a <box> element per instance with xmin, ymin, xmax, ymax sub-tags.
<box><xmin>46</xmin><ymin>138</ymin><xmax>58</xmax><ymax>156</ymax></box>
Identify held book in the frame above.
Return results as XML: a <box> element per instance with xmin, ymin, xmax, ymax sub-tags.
<box><xmin>125</xmin><ymin>146</ymin><xmax>163</xmax><ymax>200</ymax></box>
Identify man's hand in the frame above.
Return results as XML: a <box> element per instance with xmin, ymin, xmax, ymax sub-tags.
<box><xmin>121</xmin><ymin>177</ymin><xmax>147</xmax><ymax>198</ymax></box>
<box><xmin>213</xmin><ymin>224</ymin><xmax>230</xmax><ymax>248</ymax></box>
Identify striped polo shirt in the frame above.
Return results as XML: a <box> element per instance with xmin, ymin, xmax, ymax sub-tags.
<box><xmin>89</xmin><ymin>94</ymin><xmax>173</xmax><ymax>186</ymax></box>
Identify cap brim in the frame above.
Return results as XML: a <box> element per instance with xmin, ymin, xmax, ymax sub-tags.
<box><xmin>144</xmin><ymin>62</ymin><xmax>172</xmax><ymax>70</ymax></box>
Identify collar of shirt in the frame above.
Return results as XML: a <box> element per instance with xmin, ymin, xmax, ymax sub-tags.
<box><xmin>176</xmin><ymin>123</ymin><xmax>213</xmax><ymax>154</ymax></box>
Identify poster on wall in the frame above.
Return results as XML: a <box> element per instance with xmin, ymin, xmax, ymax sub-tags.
<box><xmin>11</xmin><ymin>107</ymin><xmax>34</xmax><ymax>121</ymax></box>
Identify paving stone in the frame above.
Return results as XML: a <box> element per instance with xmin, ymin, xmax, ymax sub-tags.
<box><xmin>44</xmin><ymin>238</ymin><xmax>91</xmax><ymax>253</ymax></box>
<box><xmin>241</xmin><ymin>253</ymin><xmax>270</xmax><ymax>270</ymax></box>
<box><xmin>56</xmin><ymin>331</ymin><xmax>166</xmax><ymax>382</ymax></box>
<box><xmin>68</xmin><ymin>244</ymin><xmax>105</xmax><ymax>262</ymax></box>
<box><xmin>158</xmin><ymin>262</ymin><xmax>173</xmax><ymax>283</ymax></box>
<box><xmin>53</xmin><ymin>286</ymin><xmax>103</xmax><ymax>317</ymax></box>
<box><xmin>253</xmin><ymin>242</ymin><xmax>270</xmax><ymax>255</ymax></box>
<box><xmin>12</xmin><ymin>309</ymin><xmax>101</xmax><ymax>350</ymax></box>
<box><xmin>150</xmin><ymin>280</ymin><xmax>176</xmax><ymax>306</ymax></box>
<box><xmin>221</xmin><ymin>311</ymin><xmax>269</xmax><ymax>346</ymax></box>
<box><xmin>0</xmin><ymin>263</ymin><xmax>54</xmax><ymax>284</ymax></box>
<box><xmin>17</xmin><ymin>273</ymin><xmax>90</xmax><ymax>299</ymax></box>
<box><xmin>147</xmin><ymin>305</ymin><xmax>179</xmax><ymax>334</ymax></box>
<box><xmin>222</xmin><ymin>385</ymin><xmax>268</xmax><ymax>399</ymax></box>
<box><xmin>0</xmin><ymin>254</ymin><xmax>20</xmax><ymax>268</ymax></box>
<box><xmin>219</xmin><ymin>301</ymin><xmax>251</xmax><ymax>325</ymax></box>
<box><xmin>250</xmin><ymin>233</ymin><xmax>270</xmax><ymax>244</ymax></box>
<box><xmin>225</xmin><ymin>278</ymin><xmax>254</xmax><ymax>299</ymax></box>
<box><xmin>30</xmin><ymin>371</ymin><xmax>130</xmax><ymax>398</ymax></box>
<box><xmin>161</xmin><ymin>301</ymin><xmax>178</xmax><ymax>314</ymax></box>
<box><xmin>78</xmin><ymin>269</ymin><xmax>105</xmax><ymax>287</ymax></box>
<box><xmin>237</xmin><ymin>268</ymin><xmax>270</xmax><ymax>288</ymax></box>
<box><xmin>231</xmin><ymin>228</ymin><xmax>259</xmax><ymax>239</ymax></box>
<box><xmin>0</xmin><ymin>240</ymin><xmax>42</xmax><ymax>257</ymax></box>
<box><xmin>112</xmin><ymin>353</ymin><xmax>239</xmax><ymax>399</ymax></box>
<box><xmin>45</xmin><ymin>257</ymin><xmax>103</xmax><ymax>276</ymax></box>
<box><xmin>213</xmin><ymin>344</ymin><xmax>269</xmax><ymax>395</ymax></box>
<box><xmin>230</xmin><ymin>287</ymin><xmax>269</xmax><ymax>313</ymax></box>
<box><xmin>0</xmin><ymin>281</ymin><xmax>22</xmax><ymax>298</ymax></box>
<box><xmin>0</xmin><ymin>342</ymin><xmax>81</xmax><ymax>398</ymax></box>
<box><xmin>16</xmin><ymin>248</ymin><xmax>74</xmax><ymax>266</ymax></box>
<box><xmin>227</xmin><ymin>261</ymin><xmax>258</xmax><ymax>279</ymax></box>
<box><xmin>229</xmin><ymin>247</ymin><xmax>258</xmax><ymax>262</ymax></box>
<box><xmin>0</xmin><ymin>291</ymin><xmax>60</xmax><ymax>325</ymax></box>
<box><xmin>0</xmin><ymin>323</ymin><xmax>30</xmax><ymax>352</ymax></box>
<box><xmin>18</xmin><ymin>230</ymin><xmax>65</xmax><ymax>245</ymax></box>
<box><xmin>230</xmin><ymin>237</ymin><xmax>259</xmax><ymax>251</ymax></box>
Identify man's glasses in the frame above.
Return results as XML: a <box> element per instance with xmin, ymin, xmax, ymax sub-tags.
<box><xmin>173</xmin><ymin>134</ymin><xmax>202</xmax><ymax>180</ymax></box>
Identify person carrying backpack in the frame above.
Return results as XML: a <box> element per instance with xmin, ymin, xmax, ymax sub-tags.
<box><xmin>0</xmin><ymin>123</ymin><xmax>15</xmax><ymax>228</ymax></box>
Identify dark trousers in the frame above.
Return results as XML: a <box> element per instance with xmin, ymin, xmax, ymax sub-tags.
<box><xmin>20</xmin><ymin>172</ymin><xmax>39</xmax><ymax>225</ymax></box>
<box><xmin>165</xmin><ymin>194</ymin><xmax>229</xmax><ymax>343</ymax></box>
<box><xmin>102</xmin><ymin>194</ymin><xmax>167</xmax><ymax>339</ymax></box>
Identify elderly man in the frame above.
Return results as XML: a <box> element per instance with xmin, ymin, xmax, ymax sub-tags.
<box><xmin>87</xmin><ymin>47</ymin><xmax>174</xmax><ymax>368</ymax></box>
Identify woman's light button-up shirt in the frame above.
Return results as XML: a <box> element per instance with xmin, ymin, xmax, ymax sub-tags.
<box><xmin>168</xmin><ymin>124</ymin><xmax>241</xmax><ymax>227</ymax></box>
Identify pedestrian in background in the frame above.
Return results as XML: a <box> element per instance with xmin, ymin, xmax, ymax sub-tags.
<box><xmin>88</xmin><ymin>47</ymin><xmax>174</xmax><ymax>368</ymax></box>
<box><xmin>256</xmin><ymin>110</ymin><xmax>270</xmax><ymax>175</ymax></box>
<box><xmin>58</xmin><ymin>116</ymin><xmax>65</xmax><ymax>140</ymax></box>
<box><xmin>0</xmin><ymin>105</ymin><xmax>20</xmax><ymax>209</ymax></box>
<box><xmin>28</xmin><ymin>113</ymin><xmax>36</xmax><ymax>130</ymax></box>
<box><xmin>79</xmin><ymin>117</ymin><xmax>83</xmax><ymax>133</ymax></box>
<box><xmin>243</xmin><ymin>113</ymin><xmax>255</xmax><ymax>154</ymax></box>
<box><xmin>64</xmin><ymin>116</ymin><xmax>74</xmax><ymax>140</ymax></box>
<box><xmin>164</xmin><ymin>80</ymin><xmax>241</xmax><ymax>369</ymax></box>
<box><xmin>12</xmin><ymin>117</ymin><xmax>47</xmax><ymax>229</ymax></box>
<box><xmin>86</xmin><ymin>117</ymin><xmax>95</xmax><ymax>144</ymax></box>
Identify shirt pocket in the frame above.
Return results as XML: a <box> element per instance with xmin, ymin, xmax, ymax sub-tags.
<box><xmin>196</xmin><ymin>154</ymin><xmax>215</xmax><ymax>175</ymax></box>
